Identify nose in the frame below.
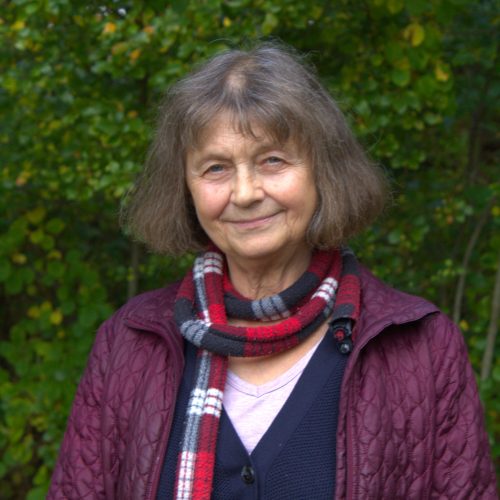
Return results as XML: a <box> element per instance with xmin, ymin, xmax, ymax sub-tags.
<box><xmin>231</xmin><ymin>166</ymin><xmax>264</xmax><ymax>207</ymax></box>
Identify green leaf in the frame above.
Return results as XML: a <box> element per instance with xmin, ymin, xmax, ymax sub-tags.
<box><xmin>387</xmin><ymin>0</ymin><xmax>404</xmax><ymax>14</ymax></box>
<box><xmin>388</xmin><ymin>229</ymin><xmax>401</xmax><ymax>244</ymax></box>
<box><xmin>261</xmin><ymin>12</ymin><xmax>278</xmax><ymax>35</ymax></box>
<box><xmin>47</xmin><ymin>261</ymin><xmax>65</xmax><ymax>279</ymax></box>
<box><xmin>46</xmin><ymin>218</ymin><xmax>65</xmax><ymax>235</ymax></box>
<box><xmin>391</xmin><ymin>68</ymin><xmax>410</xmax><ymax>87</ymax></box>
<box><xmin>492</xmin><ymin>365</ymin><xmax>500</xmax><ymax>383</ymax></box>
<box><xmin>5</xmin><ymin>271</ymin><xmax>23</xmax><ymax>294</ymax></box>
<box><xmin>26</xmin><ymin>486</ymin><xmax>48</xmax><ymax>500</ymax></box>
<box><xmin>0</xmin><ymin>260</ymin><xmax>12</xmax><ymax>282</ymax></box>
<box><xmin>384</xmin><ymin>42</ymin><xmax>404</xmax><ymax>64</ymax></box>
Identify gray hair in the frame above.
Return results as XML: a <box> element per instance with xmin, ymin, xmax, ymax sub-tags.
<box><xmin>122</xmin><ymin>42</ymin><xmax>388</xmax><ymax>254</ymax></box>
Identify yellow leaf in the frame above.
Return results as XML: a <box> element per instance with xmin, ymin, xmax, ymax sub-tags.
<box><xmin>112</xmin><ymin>42</ymin><xmax>128</xmax><ymax>55</ymax></box>
<box><xmin>262</xmin><ymin>12</ymin><xmax>278</xmax><ymax>35</ymax></box>
<box><xmin>127</xmin><ymin>110</ymin><xmax>138</xmax><ymax>118</ymax></box>
<box><xmin>41</xmin><ymin>301</ymin><xmax>52</xmax><ymax>312</ymax></box>
<box><xmin>311</xmin><ymin>5</ymin><xmax>323</xmax><ymax>19</ymax></box>
<box><xmin>394</xmin><ymin>56</ymin><xmax>410</xmax><ymax>70</ymax></box>
<box><xmin>459</xmin><ymin>319</ymin><xmax>469</xmax><ymax>331</ymax></box>
<box><xmin>48</xmin><ymin>250</ymin><xmax>62</xmax><ymax>260</ymax></box>
<box><xmin>28</xmin><ymin>306</ymin><xmax>40</xmax><ymax>319</ymax></box>
<box><xmin>26</xmin><ymin>206</ymin><xmax>47</xmax><ymax>224</ymax></box>
<box><xmin>11</xmin><ymin>253</ymin><xmax>27</xmax><ymax>265</ymax></box>
<box><xmin>491</xmin><ymin>206</ymin><xmax>500</xmax><ymax>217</ymax></box>
<box><xmin>130</xmin><ymin>48</ymin><xmax>141</xmax><ymax>61</ymax></box>
<box><xmin>16</xmin><ymin>172</ymin><xmax>30</xmax><ymax>186</ymax></box>
<box><xmin>435</xmin><ymin>64</ymin><xmax>449</xmax><ymax>82</ymax></box>
<box><xmin>143</xmin><ymin>25</ymin><xmax>155</xmax><ymax>35</ymax></box>
<box><xmin>3</xmin><ymin>75</ymin><xmax>17</xmax><ymax>93</ymax></box>
<box><xmin>223</xmin><ymin>17</ymin><xmax>232</xmax><ymax>28</ymax></box>
<box><xmin>103</xmin><ymin>22</ymin><xmax>116</xmax><ymax>34</ymax></box>
<box><xmin>50</xmin><ymin>310</ymin><xmax>63</xmax><ymax>326</ymax></box>
<box><xmin>387</xmin><ymin>0</ymin><xmax>403</xmax><ymax>14</ymax></box>
<box><xmin>404</xmin><ymin>23</ymin><xmax>425</xmax><ymax>47</ymax></box>
<box><xmin>12</xmin><ymin>20</ymin><xmax>26</xmax><ymax>31</ymax></box>
<box><xmin>48</xmin><ymin>119</ymin><xmax>61</xmax><ymax>131</ymax></box>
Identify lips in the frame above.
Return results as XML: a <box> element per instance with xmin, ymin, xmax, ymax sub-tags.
<box><xmin>225</xmin><ymin>212</ymin><xmax>282</xmax><ymax>229</ymax></box>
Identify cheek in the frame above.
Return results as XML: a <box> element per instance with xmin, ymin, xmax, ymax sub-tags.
<box><xmin>191</xmin><ymin>184</ymin><xmax>228</xmax><ymax>220</ymax></box>
<box><xmin>277</xmin><ymin>175</ymin><xmax>317</xmax><ymax>211</ymax></box>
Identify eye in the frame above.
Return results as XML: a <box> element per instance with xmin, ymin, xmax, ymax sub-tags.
<box><xmin>264</xmin><ymin>156</ymin><xmax>284</xmax><ymax>166</ymax></box>
<box><xmin>204</xmin><ymin>163</ymin><xmax>226</xmax><ymax>175</ymax></box>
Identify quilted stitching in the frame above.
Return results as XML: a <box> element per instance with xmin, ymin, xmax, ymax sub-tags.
<box><xmin>47</xmin><ymin>287</ymin><xmax>184</xmax><ymax>500</ymax></box>
<box><xmin>48</xmin><ymin>271</ymin><xmax>497</xmax><ymax>499</ymax></box>
<box><xmin>335</xmin><ymin>268</ymin><xmax>497</xmax><ymax>499</ymax></box>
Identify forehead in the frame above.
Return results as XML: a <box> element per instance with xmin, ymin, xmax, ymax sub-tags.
<box><xmin>188</xmin><ymin>112</ymin><xmax>307</xmax><ymax>160</ymax></box>
<box><xmin>194</xmin><ymin>113</ymin><xmax>275</xmax><ymax>148</ymax></box>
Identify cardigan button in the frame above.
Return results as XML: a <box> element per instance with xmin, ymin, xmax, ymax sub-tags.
<box><xmin>241</xmin><ymin>465</ymin><xmax>255</xmax><ymax>484</ymax></box>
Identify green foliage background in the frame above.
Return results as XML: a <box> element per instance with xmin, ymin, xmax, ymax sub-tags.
<box><xmin>0</xmin><ymin>0</ymin><xmax>498</xmax><ymax>497</ymax></box>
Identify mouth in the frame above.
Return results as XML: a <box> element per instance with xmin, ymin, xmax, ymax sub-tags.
<box><xmin>225</xmin><ymin>212</ymin><xmax>282</xmax><ymax>229</ymax></box>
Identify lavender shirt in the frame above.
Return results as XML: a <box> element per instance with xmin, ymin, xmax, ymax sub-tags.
<box><xmin>223</xmin><ymin>338</ymin><xmax>322</xmax><ymax>453</ymax></box>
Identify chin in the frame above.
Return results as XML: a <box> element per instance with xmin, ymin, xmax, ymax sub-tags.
<box><xmin>229</xmin><ymin>248</ymin><xmax>276</xmax><ymax>263</ymax></box>
<box><xmin>226</xmin><ymin>239</ymin><xmax>307</xmax><ymax>266</ymax></box>
<box><xmin>224</xmin><ymin>242</ymin><xmax>278</xmax><ymax>262</ymax></box>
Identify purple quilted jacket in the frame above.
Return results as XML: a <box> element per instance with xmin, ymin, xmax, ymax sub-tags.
<box><xmin>48</xmin><ymin>267</ymin><xmax>497</xmax><ymax>499</ymax></box>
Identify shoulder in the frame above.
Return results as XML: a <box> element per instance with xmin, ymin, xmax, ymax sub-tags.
<box><xmin>357</xmin><ymin>264</ymin><xmax>439</xmax><ymax>335</ymax></box>
<box><xmin>93</xmin><ymin>281</ymin><xmax>183</xmax><ymax>360</ymax></box>
<box><xmin>115</xmin><ymin>281</ymin><xmax>181</xmax><ymax>324</ymax></box>
<box><xmin>103</xmin><ymin>281</ymin><xmax>181</xmax><ymax>331</ymax></box>
<box><xmin>357</xmin><ymin>265</ymin><xmax>468</xmax><ymax>367</ymax></box>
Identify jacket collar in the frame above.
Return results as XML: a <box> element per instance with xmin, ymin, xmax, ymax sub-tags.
<box><xmin>123</xmin><ymin>283</ymin><xmax>181</xmax><ymax>340</ymax></box>
<box><xmin>354</xmin><ymin>265</ymin><xmax>439</xmax><ymax>350</ymax></box>
<box><xmin>123</xmin><ymin>267</ymin><xmax>439</xmax><ymax>349</ymax></box>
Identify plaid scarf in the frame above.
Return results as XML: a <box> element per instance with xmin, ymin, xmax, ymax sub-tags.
<box><xmin>173</xmin><ymin>247</ymin><xmax>360</xmax><ymax>499</ymax></box>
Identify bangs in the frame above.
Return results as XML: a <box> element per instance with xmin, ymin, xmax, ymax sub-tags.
<box><xmin>179</xmin><ymin>75</ymin><xmax>308</xmax><ymax>154</ymax></box>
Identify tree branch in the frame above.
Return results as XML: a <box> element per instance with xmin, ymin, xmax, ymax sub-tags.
<box><xmin>481</xmin><ymin>251</ymin><xmax>500</xmax><ymax>381</ymax></box>
<box><xmin>452</xmin><ymin>198</ymin><xmax>495</xmax><ymax>324</ymax></box>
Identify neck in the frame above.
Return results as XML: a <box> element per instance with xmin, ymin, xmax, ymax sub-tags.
<box><xmin>225</xmin><ymin>246</ymin><xmax>313</xmax><ymax>299</ymax></box>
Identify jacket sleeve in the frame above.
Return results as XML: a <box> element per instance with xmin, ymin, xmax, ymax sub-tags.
<box><xmin>47</xmin><ymin>317</ymin><xmax>114</xmax><ymax>499</ymax></box>
<box><xmin>429</xmin><ymin>313</ymin><xmax>498</xmax><ymax>499</ymax></box>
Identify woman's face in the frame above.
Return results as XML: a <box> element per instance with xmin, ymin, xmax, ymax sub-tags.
<box><xmin>185</xmin><ymin>114</ymin><xmax>318</xmax><ymax>268</ymax></box>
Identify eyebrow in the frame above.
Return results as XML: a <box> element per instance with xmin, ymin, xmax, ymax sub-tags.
<box><xmin>192</xmin><ymin>140</ymin><xmax>290</xmax><ymax>163</ymax></box>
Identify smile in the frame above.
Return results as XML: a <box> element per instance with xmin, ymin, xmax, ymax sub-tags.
<box><xmin>226</xmin><ymin>213</ymin><xmax>281</xmax><ymax>229</ymax></box>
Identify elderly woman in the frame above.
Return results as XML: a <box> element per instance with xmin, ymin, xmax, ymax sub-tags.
<box><xmin>48</xmin><ymin>44</ymin><xmax>496</xmax><ymax>499</ymax></box>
